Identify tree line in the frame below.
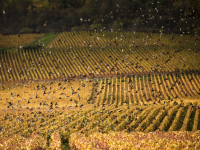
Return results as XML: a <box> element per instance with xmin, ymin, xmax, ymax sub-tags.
<box><xmin>0</xmin><ymin>0</ymin><xmax>199</xmax><ymax>34</ymax></box>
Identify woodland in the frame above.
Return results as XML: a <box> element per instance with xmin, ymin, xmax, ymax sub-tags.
<box><xmin>0</xmin><ymin>0</ymin><xmax>199</xmax><ymax>34</ymax></box>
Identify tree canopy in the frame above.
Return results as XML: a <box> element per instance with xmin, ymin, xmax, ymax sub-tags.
<box><xmin>0</xmin><ymin>0</ymin><xmax>199</xmax><ymax>34</ymax></box>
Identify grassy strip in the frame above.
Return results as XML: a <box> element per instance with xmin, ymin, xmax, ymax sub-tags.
<box><xmin>0</xmin><ymin>47</ymin><xmax>16</xmax><ymax>52</ymax></box>
<box><xmin>45</xmin><ymin>133</ymin><xmax>70</xmax><ymax>150</ymax></box>
<box><xmin>61</xmin><ymin>137</ymin><xmax>70</xmax><ymax>150</ymax></box>
<box><xmin>40</xmin><ymin>33</ymin><xmax>59</xmax><ymax>46</ymax></box>
<box><xmin>24</xmin><ymin>33</ymin><xmax>58</xmax><ymax>50</ymax></box>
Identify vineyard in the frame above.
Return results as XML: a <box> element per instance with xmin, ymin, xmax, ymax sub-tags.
<box><xmin>70</xmin><ymin>131</ymin><xmax>200</xmax><ymax>149</ymax></box>
<box><xmin>0</xmin><ymin>31</ymin><xmax>200</xmax><ymax>149</ymax></box>
<box><xmin>1</xmin><ymin>101</ymin><xmax>200</xmax><ymax>149</ymax></box>
<box><xmin>0</xmin><ymin>31</ymin><xmax>200</xmax><ymax>84</ymax></box>
<box><xmin>92</xmin><ymin>74</ymin><xmax>200</xmax><ymax>106</ymax></box>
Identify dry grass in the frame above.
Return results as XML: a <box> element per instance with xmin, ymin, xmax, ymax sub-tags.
<box><xmin>0</xmin><ymin>34</ymin><xmax>42</xmax><ymax>48</ymax></box>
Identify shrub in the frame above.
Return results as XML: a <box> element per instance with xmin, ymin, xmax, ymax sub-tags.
<box><xmin>113</xmin><ymin>22</ymin><xmax>124</xmax><ymax>32</ymax></box>
<box><xmin>20</xmin><ymin>27</ymin><xmax>32</xmax><ymax>34</ymax></box>
<box><xmin>89</xmin><ymin>23</ymin><xmax>102</xmax><ymax>31</ymax></box>
<box><xmin>71</xmin><ymin>26</ymin><xmax>80</xmax><ymax>32</ymax></box>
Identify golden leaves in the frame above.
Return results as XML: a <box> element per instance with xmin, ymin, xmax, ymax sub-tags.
<box><xmin>70</xmin><ymin>131</ymin><xmax>200</xmax><ymax>150</ymax></box>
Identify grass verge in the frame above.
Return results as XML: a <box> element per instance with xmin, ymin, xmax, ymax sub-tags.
<box><xmin>23</xmin><ymin>33</ymin><xmax>58</xmax><ymax>50</ymax></box>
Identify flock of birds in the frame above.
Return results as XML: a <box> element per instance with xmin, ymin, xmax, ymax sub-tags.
<box><xmin>0</xmin><ymin>78</ymin><xmax>94</xmax><ymax>112</ymax></box>
<box><xmin>0</xmin><ymin>78</ymin><xmax>107</xmax><ymax>137</ymax></box>
<box><xmin>1</xmin><ymin>70</ymin><xmax>199</xmax><ymax>116</ymax></box>
<box><xmin>0</xmin><ymin>1</ymin><xmax>200</xmax><ymax>146</ymax></box>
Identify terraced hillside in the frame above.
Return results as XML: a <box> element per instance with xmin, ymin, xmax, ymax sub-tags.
<box><xmin>47</xmin><ymin>31</ymin><xmax>200</xmax><ymax>49</ymax></box>
<box><xmin>0</xmin><ymin>31</ymin><xmax>200</xmax><ymax>149</ymax></box>
<box><xmin>0</xmin><ymin>32</ymin><xmax>200</xmax><ymax>83</ymax></box>
<box><xmin>0</xmin><ymin>73</ymin><xmax>199</xmax><ymax>149</ymax></box>
<box><xmin>92</xmin><ymin>74</ymin><xmax>200</xmax><ymax>107</ymax></box>
<box><xmin>1</xmin><ymin>102</ymin><xmax>200</xmax><ymax>144</ymax></box>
